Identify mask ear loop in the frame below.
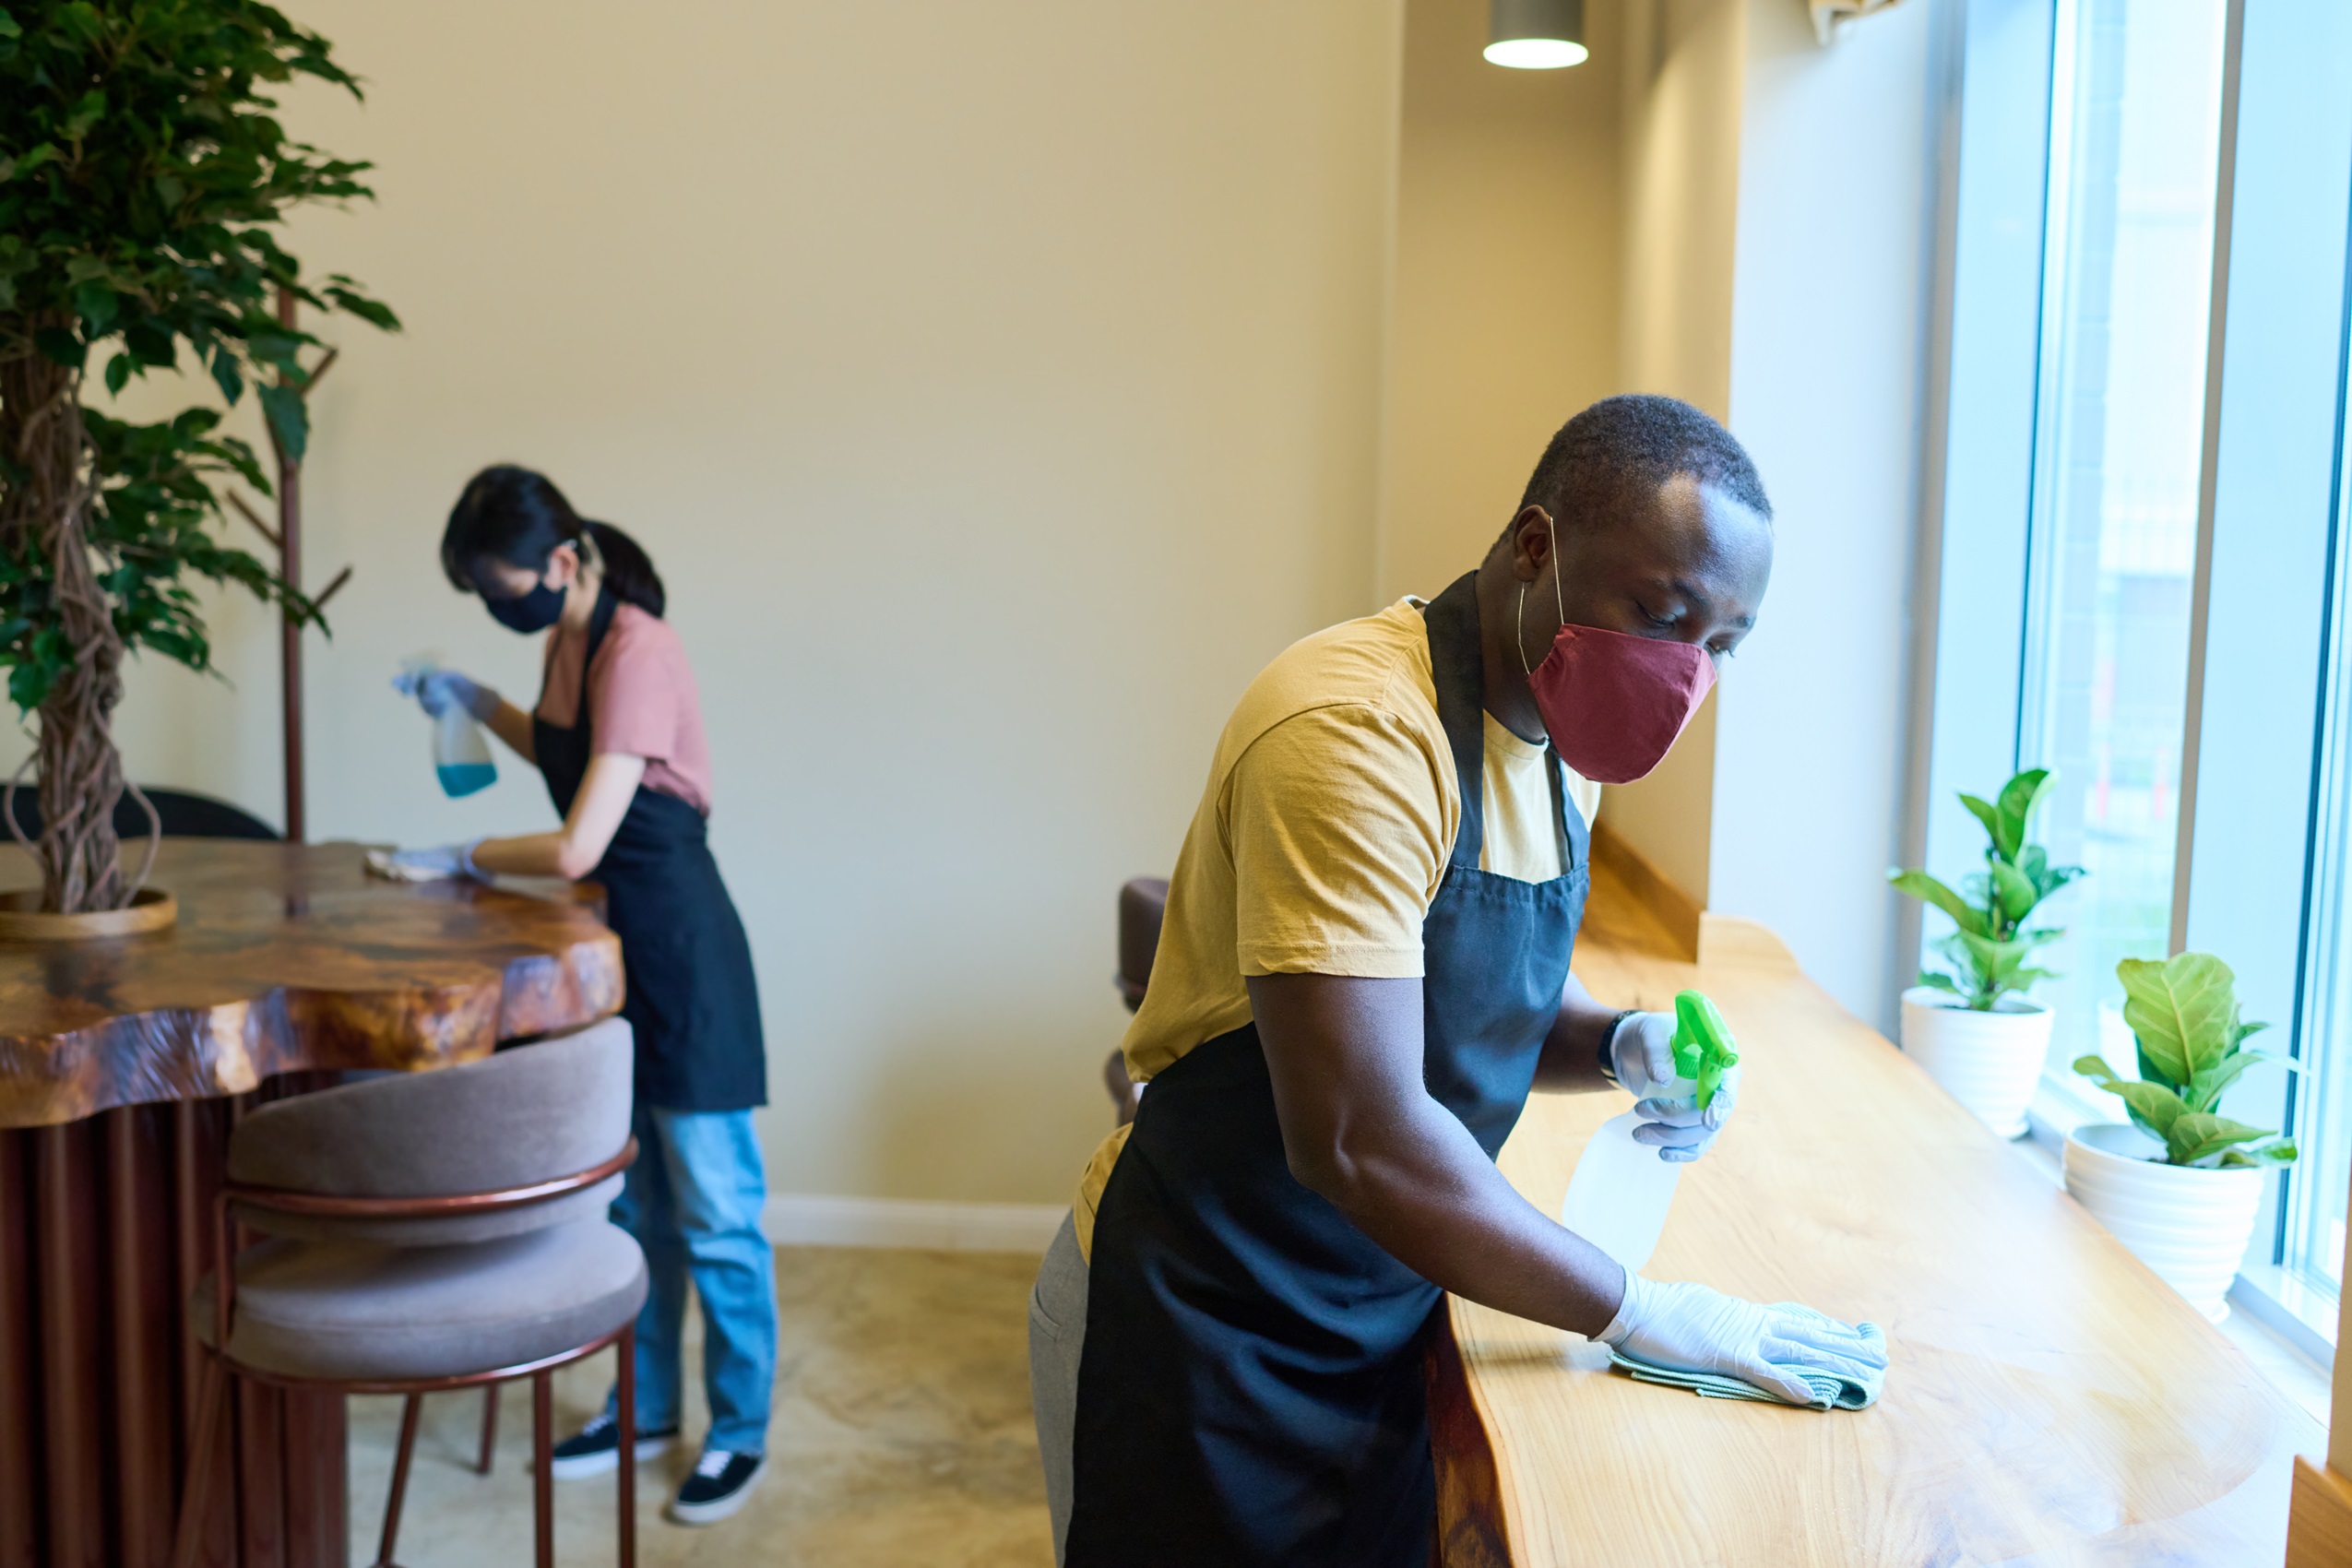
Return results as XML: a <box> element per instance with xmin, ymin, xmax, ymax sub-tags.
<box><xmin>1516</xmin><ymin>511</ymin><xmax>1568</xmax><ymax>678</ymax></box>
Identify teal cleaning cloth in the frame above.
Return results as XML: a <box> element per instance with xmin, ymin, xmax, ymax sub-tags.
<box><xmin>1609</xmin><ymin>1320</ymin><xmax>1887</xmax><ymax>1411</ymax></box>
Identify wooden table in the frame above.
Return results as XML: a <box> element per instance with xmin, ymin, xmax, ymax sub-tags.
<box><xmin>0</xmin><ymin>840</ymin><xmax>622</xmax><ymax>1568</ymax></box>
<box><xmin>1429</xmin><ymin>885</ymin><xmax>2326</xmax><ymax>1566</ymax></box>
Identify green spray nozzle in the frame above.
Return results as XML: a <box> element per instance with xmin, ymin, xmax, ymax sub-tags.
<box><xmin>1669</xmin><ymin>991</ymin><xmax>1739</xmax><ymax>1111</ymax></box>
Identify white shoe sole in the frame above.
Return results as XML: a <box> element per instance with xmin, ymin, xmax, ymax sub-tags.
<box><xmin>666</xmin><ymin>1455</ymin><xmax>767</xmax><ymax>1525</ymax></box>
<box><xmin>547</xmin><ymin>1432</ymin><xmax>676</xmax><ymax>1480</ymax></box>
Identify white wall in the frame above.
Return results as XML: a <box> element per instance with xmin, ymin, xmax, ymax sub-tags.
<box><xmin>1595</xmin><ymin>0</ymin><xmax>1944</xmax><ymax>1029</ymax></box>
<box><xmin>39</xmin><ymin>0</ymin><xmax>1406</xmax><ymax>1206</ymax></box>
<box><xmin>1711</xmin><ymin>0</ymin><xmax>1942</xmax><ymax>1028</ymax></box>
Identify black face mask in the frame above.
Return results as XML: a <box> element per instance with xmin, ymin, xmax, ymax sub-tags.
<box><xmin>484</xmin><ymin>580</ymin><xmax>566</xmax><ymax>634</ymax></box>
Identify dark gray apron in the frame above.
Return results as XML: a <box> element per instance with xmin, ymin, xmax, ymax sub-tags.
<box><xmin>534</xmin><ymin>587</ymin><xmax>766</xmax><ymax>1111</ymax></box>
<box><xmin>1065</xmin><ymin>571</ymin><xmax>1590</xmax><ymax>1566</ymax></box>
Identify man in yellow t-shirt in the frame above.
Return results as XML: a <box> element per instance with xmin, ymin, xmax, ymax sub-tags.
<box><xmin>1029</xmin><ymin>396</ymin><xmax>1885</xmax><ymax>1568</ymax></box>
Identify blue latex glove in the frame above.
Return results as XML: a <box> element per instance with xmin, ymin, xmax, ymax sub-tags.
<box><xmin>385</xmin><ymin>841</ymin><xmax>487</xmax><ymax>881</ymax></box>
<box><xmin>1610</xmin><ymin>1011</ymin><xmax>1740</xmax><ymax>1165</ymax></box>
<box><xmin>391</xmin><ymin>667</ymin><xmax>497</xmax><ymax>723</ymax></box>
<box><xmin>1599</xmin><ymin>1274</ymin><xmax>1886</xmax><ymax>1408</ymax></box>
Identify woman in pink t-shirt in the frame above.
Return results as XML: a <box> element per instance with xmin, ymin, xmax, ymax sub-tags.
<box><xmin>387</xmin><ymin>466</ymin><xmax>774</xmax><ymax>1525</ymax></box>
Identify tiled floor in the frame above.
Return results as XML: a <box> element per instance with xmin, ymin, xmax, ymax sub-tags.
<box><xmin>348</xmin><ymin>1246</ymin><xmax>1052</xmax><ymax>1566</ymax></box>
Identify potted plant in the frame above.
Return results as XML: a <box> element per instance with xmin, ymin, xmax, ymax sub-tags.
<box><xmin>0</xmin><ymin>0</ymin><xmax>395</xmax><ymax>926</ymax></box>
<box><xmin>2064</xmin><ymin>952</ymin><xmax>2296</xmax><ymax>1321</ymax></box>
<box><xmin>1888</xmin><ymin>768</ymin><xmax>2083</xmax><ymax>1135</ymax></box>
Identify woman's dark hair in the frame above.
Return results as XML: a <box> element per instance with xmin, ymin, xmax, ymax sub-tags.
<box><xmin>441</xmin><ymin>465</ymin><xmax>666</xmax><ymax>617</ymax></box>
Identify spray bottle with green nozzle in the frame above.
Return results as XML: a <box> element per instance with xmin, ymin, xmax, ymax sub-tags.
<box><xmin>1560</xmin><ymin>989</ymin><xmax>1740</xmax><ymax>1271</ymax></box>
<box><xmin>1669</xmin><ymin>990</ymin><xmax>1740</xmax><ymax>1111</ymax></box>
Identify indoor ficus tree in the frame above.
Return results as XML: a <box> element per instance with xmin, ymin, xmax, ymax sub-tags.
<box><xmin>0</xmin><ymin>0</ymin><xmax>394</xmax><ymax>911</ymax></box>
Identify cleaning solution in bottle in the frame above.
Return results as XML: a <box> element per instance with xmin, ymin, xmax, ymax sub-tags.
<box><xmin>400</xmin><ymin>659</ymin><xmax>498</xmax><ymax>797</ymax></box>
<box><xmin>435</xmin><ymin>704</ymin><xmax>496</xmax><ymax>797</ymax></box>
<box><xmin>1559</xmin><ymin>990</ymin><xmax>1740</xmax><ymax>1272</ymax></box>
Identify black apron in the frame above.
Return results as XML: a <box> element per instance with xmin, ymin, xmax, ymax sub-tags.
<box><xmin>535</xmin><ymin>588</ymin><xmax>766</xmax><ymax>1111</ymax></box>
<box><xmin>1065</xmin><ymin>572</ymin><xmax>1590</xmax><ymax>1566</ymax></box>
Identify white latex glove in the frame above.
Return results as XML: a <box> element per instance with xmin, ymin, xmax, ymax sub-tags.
<box><xmin>380</xmin><ymin>841</ymin><xmax>488</xmax><ymax>881</ymax></box>
<box><xmin>1610</xmin><ymin>1011</ymin><xmax>1740</xmax><ymax>1164</ymax></box>
<box><xmin>1599</xmin><ymin>1274</ymin><xmax>1886</xmax><ymax>1407</ymax></box>
<box><xmin>390</xmin><ymin>667</ymin><xmax>497</xmax><ymax>723</ymax></box>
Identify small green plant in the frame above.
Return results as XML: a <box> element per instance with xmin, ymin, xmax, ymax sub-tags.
<box><xmin>2073</xmin><ymin>952</ymin><xmax>2298</xmax><ymax>1169</ymax></box>
<box><xmin>1889</xmin><ymin>768</ymin><xmax>2084</xmax><ymax>1010</ymax></box>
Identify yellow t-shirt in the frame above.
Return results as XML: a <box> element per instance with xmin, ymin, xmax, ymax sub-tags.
<box><xmin>1074</xmin><ymin>596</ymin><xmax>1599</xmax><ymax>1255</ymax></box>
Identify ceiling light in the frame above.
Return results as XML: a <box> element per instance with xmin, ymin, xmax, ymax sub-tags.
<box><xmin>1486</xmin><ymin>0</ymin><xmax>1588</xmax><ymax>69</ymax></box>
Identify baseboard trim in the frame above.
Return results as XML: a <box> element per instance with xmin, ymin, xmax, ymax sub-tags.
<box><xmin>763</xmin><ymin>1194</ymin><xmax>1063</xmax><ymax>1253</ymax></box>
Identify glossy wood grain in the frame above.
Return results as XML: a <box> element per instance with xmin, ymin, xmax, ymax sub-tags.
<box><xmin>0</xmin><ymin>840</ymin><xmax>622</xmax><ymax>1129</ymax></box>
<box><xmin>1435</xmin><ymin>864</ymin><xmax>2324</xmax><ymax>1566</ymax></box>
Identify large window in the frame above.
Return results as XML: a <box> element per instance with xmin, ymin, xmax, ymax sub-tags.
<box><xmin>1927</xmin><ymin>0</ymin><xmax>2352</xmax><ymax>1350</ymax></box>
<box><xmin>2014</xmin><ymin>0</ymin><xmax>2230</xmax><ymax>1083</ymax></box>
<box><xmin>2287</xmin><ymin>361</ymin><xmax>2352</xmax><ymax>1297</ymax></box>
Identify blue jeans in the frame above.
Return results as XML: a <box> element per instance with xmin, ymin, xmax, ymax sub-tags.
<box><xmin>602</xmin><ymin>1105</ymin><xmax>777</xmax><ymax>1455</ymax></box>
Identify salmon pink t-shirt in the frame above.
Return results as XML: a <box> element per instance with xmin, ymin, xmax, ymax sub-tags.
<box><xmin>535</xmin><ymin>602</ymin><xmax>715</xmax><ymax>815</ymax></box>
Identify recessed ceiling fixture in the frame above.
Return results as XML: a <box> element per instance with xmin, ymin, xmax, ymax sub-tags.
<box><xmin>1485</xmin><ymin>0</ymin><xmax>1588</xmax><ymax>68</ymax></box>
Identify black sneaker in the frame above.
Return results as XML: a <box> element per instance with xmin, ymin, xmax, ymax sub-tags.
<box><xmin>546</xmin><ymin>1412</ymin><xmax>679</xmax><ymax>1479</ymax></box>
<box><xmin>667</xmin><ymin>1448</ymin><xmax>766</xmax><ymax>1525</ymax></box>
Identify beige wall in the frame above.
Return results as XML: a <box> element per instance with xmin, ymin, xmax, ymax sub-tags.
<box><xmin>30</xmin><ymin>0</ymin><xmax>1942</xmax><ymax>1201</ymax></box>
<box><xmin>1379</xmin><ymin>0</ymin><xmax>1622</xmax><ymax>603</ymax></box>
<box><xmin>1596</xmin><ymin>0</ymin><xmax>1751</xmax><ymax>904</ymax></box>
<box><xmin>40</xmin><ymin>0</ymin><xmax>1406</xmax><ymax>1206</ymax></box>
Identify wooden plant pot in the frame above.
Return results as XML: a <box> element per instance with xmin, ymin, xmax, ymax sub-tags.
<box><xmin>0</xmin><ymin>885</ymin><xmax>177</xmax><ymax>941</ymax></box>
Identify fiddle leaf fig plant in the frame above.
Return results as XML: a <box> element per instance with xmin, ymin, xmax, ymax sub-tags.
<box><xmin>0</xmin><ymin>0</ymin><xmax>397</xmax><ymax>912</ymax></box>
<box><xmin>1889</xmin><ymin>767</ymin><xmax>2085</xmax><ymax>1010</ymax></box>
<box><xmin>2073</xmin><ymin>952</ymin><xmax>2298</xmax><ymax>1169</ymax></box>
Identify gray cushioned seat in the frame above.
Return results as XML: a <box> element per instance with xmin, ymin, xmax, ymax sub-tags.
<box><xmin>227</xmin><ymin>1016</ymin><xmax>634</xmax><ymax>1246</ymax></box>
<box><xmin>191</xmin><ymin>1219</ymin><xmax>647</xmax><ymax>1383</ymax></box>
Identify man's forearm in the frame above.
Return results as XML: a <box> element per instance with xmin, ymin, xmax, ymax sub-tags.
<box><xmin>1532</xmin><ymin>972</ymin><xmax>1631</xmax><ymax>1091</ymax></box>
<box><xmin>1305</xmin><ymin>1098</ymin><xmax>1624</xmax><ymax>1338</ymax></box>
<box><xmin>1252</xmin><ymin>971</ymin><xmax>1629</xmax><ymax>1339</ymax></box>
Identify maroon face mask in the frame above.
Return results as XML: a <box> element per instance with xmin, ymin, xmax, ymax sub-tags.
<box><xmin>1519</xmin><ymin>518</ymin><xmax>1717</xmax><ymax>785</ymax></box>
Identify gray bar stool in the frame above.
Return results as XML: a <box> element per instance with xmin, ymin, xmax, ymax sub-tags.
<box><xmin>171</xmin><ymin>1017</ymin><xmax>647</xmax><ymax>1568</ymax></box>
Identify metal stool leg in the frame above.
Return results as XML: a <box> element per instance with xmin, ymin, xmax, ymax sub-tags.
<box><xmin>373</xmin><ymin>1394</ymin><xmax>422</xmax><ymax>1567</ymax></box>
<box><xmin>533</xmin><ymin>1371</ymin><xmax>555</xmax><ymax>1568</ymax></box>
<box><xmin>617</xmin><ymin>1324</ymin><xmax>637</xmax><ymax>1568</ymax></box>
<box><xmin>477</xmin><ymin>1385</ymin><xmax>499</xmax><ymax>1475</ymax></box>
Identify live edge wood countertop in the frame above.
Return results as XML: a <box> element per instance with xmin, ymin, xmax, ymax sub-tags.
<box><xmin>0</xmin><ymin>838</ymin><xmax>622</xmax><ymax>1129</ymax></box>
<box><xmin>1429</xmin><ymin>875</ymin><xmax>2324</xmax><ymax>1567</ymax></box>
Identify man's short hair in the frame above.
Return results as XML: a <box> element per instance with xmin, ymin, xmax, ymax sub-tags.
<box><xmin>1518</xmin><ymin>395</ymin><xmax>1772</xmax><ymax>529</ymax></box>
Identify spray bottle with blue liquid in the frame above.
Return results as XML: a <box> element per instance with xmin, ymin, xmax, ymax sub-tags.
<box><xmin>396</xmin><ymin>661</ymin><xmax>498</xmax><ymax>798</ymax></box>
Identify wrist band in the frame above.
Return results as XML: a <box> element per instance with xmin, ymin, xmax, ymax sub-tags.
<box><xmin>1597</xmin><ymin>1009</ymin><xmax>1641</xmax><ymax>1087</ymax></box>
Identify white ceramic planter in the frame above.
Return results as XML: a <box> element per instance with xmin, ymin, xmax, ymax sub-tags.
<box><xmin>1898</xmin><ymin>988</ymin><xmax>2052</xmax><ymax>1137</ymax></box>
<box><xmin>2062</xmin><ymin>1122</ymin><xmax>2264</xmax><ymax>1321</ymax></box>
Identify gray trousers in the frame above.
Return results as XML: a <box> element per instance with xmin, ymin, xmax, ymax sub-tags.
<box><xmin>1028</xmin><ymin>1211</ymin><xmax>1087</xmax><ymax>1566</ymax></box>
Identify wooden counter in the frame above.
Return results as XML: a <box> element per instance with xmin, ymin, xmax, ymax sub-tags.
<box><xmin>1431</xmin><ymin>884</ymin><xmax>2325</xmax><ymax>1566</ymax></box>
<box><xmin>0</xmin><ymin>840</ymin><xmax>623</xmax><ymax>1568</ymax></box>
<box><xmin>0</xmin><ymin>838</ymin><xmax>621</xmax><ymax>1130</ymax></box>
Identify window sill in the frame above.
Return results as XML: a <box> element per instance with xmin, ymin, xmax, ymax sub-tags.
<box><xmin>2017</xmin><ymin>1071</ymin><xmax>2334</xmax><ymax>1422</ymax></box>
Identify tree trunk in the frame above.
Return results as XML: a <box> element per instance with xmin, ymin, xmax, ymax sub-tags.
<box><xmin>0</xmin><ymin>334</ymin><xmax>127</xmax><ymax>913</ymax></box>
